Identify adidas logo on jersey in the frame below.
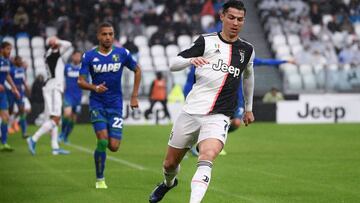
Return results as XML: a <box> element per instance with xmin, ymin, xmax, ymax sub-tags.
<box><xmin>93</xmin><ymin>63</ymin><xmax>122</xmax><ymax>73</ymax></box>
<box><xmin>92</xmin><ymin>57</ymin><xmax>100</xmax><ymax>62</ymax></box>
<box><xmin>212</xmin><ymin>59</ymin><xmax>241</xmax><ymax>78</ymax></box>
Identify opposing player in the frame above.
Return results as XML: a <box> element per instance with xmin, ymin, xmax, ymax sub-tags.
<box><xmin>78</xmin><ymin>22</ymin><xmax>141</xmax><ymax>189</ymax></box>
<box><xmin>0</xmin><ymin>42</ymin><xmax>20</xmax><ymax>151</ymax></box>
<box><xmin>26</xmin><ymin>36</ymin><xmax>72</xmax><ymax>155</ymax></box>
<box><xmin>59</xmin><ymin>51</ymin><xmax>82</xmax><ymax>144</ymax></box>
<box><xmin>149</xmin><ymin>1</ymin><xmax>255</xmax><ymax>202</ymax></box>
<box><xmin>6</xmin><ymin>56</ymin><xmax>30</xmax><ymax>138</ymax></box>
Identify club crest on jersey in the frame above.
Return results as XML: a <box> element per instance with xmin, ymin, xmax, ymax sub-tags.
<box><xmin>112</xmin><ymin>54</ymin><xmax>119</xmax><ymax>62</ymax></box>
<box><xmin>239</xmin><ymin>50</ymin><xmax>245</xmax><ymax>63</ymax></box>
<box><xmin>212</xmin><ymin>59</ymin><xmax>241</xmax><ymax>78</ymax></box>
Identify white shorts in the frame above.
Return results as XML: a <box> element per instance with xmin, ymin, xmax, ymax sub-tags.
<box><xmin>43</xmin><ymin>87</ymin><xmax>62</xmax><ymax>117</ymax></box>
<box><xmin>168</xmin><ymin>111</ymin><xmax>230</xmax><ymax>149</ymax></box>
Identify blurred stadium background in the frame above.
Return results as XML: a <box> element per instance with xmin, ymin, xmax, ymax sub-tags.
<box><xmin>1</xmin><ymin>0</ymin><xmax>360</xmax><ymax>203</ymax></box>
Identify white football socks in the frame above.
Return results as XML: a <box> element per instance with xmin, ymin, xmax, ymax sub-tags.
<box><xmin>190</xmin><ymin>160</ymin><xmax>213</xmax><ymax>203</ymax></box>
<box><xmin>163</xmin><ymin>164</ymin><xmax>180</xmax><ymax>187</ymax></box>
<box><xmin>51</xmin><ymin>125</ymin><xmax>59</xmax><ymax>150</ymax></box>
<box><xmin>32</xmin><ymin>119</ymin><xmax>56</xmax><ymax>142</ymax></box>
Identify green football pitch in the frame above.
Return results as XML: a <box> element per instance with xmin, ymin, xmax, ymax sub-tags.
<box><xmin>1</xmin><ymin>123</ymin><xmax>359</xmax><ymax>203</ymax></box>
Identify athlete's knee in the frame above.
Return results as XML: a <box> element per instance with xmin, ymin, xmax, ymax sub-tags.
<box><xmin>108</xmin><ymin>144</ymin><xmax>119</xmax><ymax>152</ymax></box>
<box><xmin>51</xmin><ymin>116</ymin><xmax>61</xmax><ymax>125</ymax></box>
<box><xmin>163</xmin><ymin>159</ymin><xmax>179</xmax><ymax>171</ymax></box>
<box><xmin>198</xmin><ymin>149</ymin><xmax>219</xmax><ymax>161</ymax></box>
<box><xmin>96</xmin><ymin>139</ymin><xmax>108</xmax><ymax>152</ymax></box>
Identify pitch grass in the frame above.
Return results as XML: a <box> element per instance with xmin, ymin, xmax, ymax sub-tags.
<box><xmin>0</xmin><ymin>123</ymin><xmax>359</xmax><ymax>203</ymax></box>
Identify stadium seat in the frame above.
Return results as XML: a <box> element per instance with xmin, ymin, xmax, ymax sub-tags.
<box><xmin>322</xmin><ymin>14</ymin><xmax>333</xmax><ymax>26</ymax></box>
<box><xmin>279</xmin><ymin>63</ymin><xmax>298</xmax><ymax>75</ymax></box>
<box><xmin>142</xmin><ymin>71</ymin><xmax>156</xmax><ymax>95</ymax></box>
<box><xmin>31</xmin><ymin>36</ymin><xmax>45</xmax><ymax>48</ymax></box>
<box><xmin>315</xmin><ymin>70</ymin><xmax>326</xmax><ymax>88</ymax></box>
<box><xmin>18</xmin><ymin>48</ymin><xmax>31</xmax><ymax>58</ymax></box>
<box><xmin>134</xmin><ymin>35</ymin><xmax>148</xmax><ymax>47</ymax></box>
<box><xmin>171</xmin><ymin>70</ymin><xmax>187</xmax><ymax>87</ymax></box>
<box><xmin>138</xmin><ymin>56</ymin><xmax>153</xmax><ymax>71</ymax></box>
<box><xmin>139</xmin><ymin>45</ymin><xmax>150</xmax><ymax>57</ymax></box>
<box><xmin>302</xmin><ymin>73</ymin><xmax>317</xmax><ymax>90</ymax></box>
<box><xmin>355</xmin><ymin>23</ymin><xmax>360</xmax><ymax>38</ymax></box>
<box><xmin>328</xmin><ymin>64</ymin><xmax>338</xmax><ymax>71</ymax></box>
<box><xmin>153</xmin><ymin>56</ymin><xmax>167</xmax><ymax>67</ymax></box>
<box><xmin>145</xmin><ymin>25</ymin><xmax>158</xmax><ymax>38</ymax></box>
<box><xmin>34</xmin><ymin>57</ymin><xmax>46</xmax><ymax>69</ymax></box>
<box><xmin>287</xmin><ymin>34</ymin><xmax>300</xmax><ymax>45</ymax></box>
<box><xmin>150</xmin><ymin>44</ymin><xmax>165</xmax><ymax>57</ymax></box>
<box><xmin>22</xmin><ymin>57</ymin><xmax>33</xmax><ymax>69</ymax></box>
<box><xmin>16</xmin><ymin>37</ymin><xmax>30</xmax><ymax>48</ymax></box>
<box><xmin>119</xmin><ymin>36</ymin><xmax>127</xmax><ymax>45</ymax></box>
<box><xmin>272</xmin><ymin>34</ymin><xmax>287</xmax><ymax>47</ymax></box>
<box><xmin>2</xmin><ymin>36</ymin><xmax>15</xmax><ymax>46</ymax></box>
<box><xmin>177</xmin><ymin>35</ymin><xmax>192</xmax><ymax>48</ymax></box>
<box><xmin>45</xmin><ymin>26</ymin><xmax>57</xmax><ymax>37</ymax></box>
<box><xmin>155</xmin><ymin>65</ymin><xmax>169</xmax><ymax>72</ymax></box>
<box><xmin>201</xmin><ymin>15</ymin><xmax>215</xmax><ymax>30</ymax></box>
<box><xmin>313</xmin><ymin>64</ymin><xmax>324</xmax><ymax>74</ymax></box>
<box><xmin>286</xmin><ymin>73</ymin><xmax>302</xmax><ymax>90</ymax></box>
<box><xmin>275</xmin><ymin>44</ymin><xmax>291</xmax><ymax>59</ymax></box>
<box><xmin>165</xmin><ymin>44</ymin><xmax>179</xmax><ymax>57</ymax></box>
<box><xmin>290</xmin><ymin>44</ymin><xmax>303</xmax><ymax>55</ymax></box>
<box><xmin>32</xmin><ymin>47</ymin><xmax>46</xmax><ymax>58</ymax></box>
<box><xmin>298</xmin><ymin>64</ymin><xmax>313</xmax><ymax>75</ymax></box>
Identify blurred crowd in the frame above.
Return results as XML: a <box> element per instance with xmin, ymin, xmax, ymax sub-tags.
<box><xmin>0</xmin><ymin>0</ymin><xmax>227</xmax><ymax>51</ymax></box>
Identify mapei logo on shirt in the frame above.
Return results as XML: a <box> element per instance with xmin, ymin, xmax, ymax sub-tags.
<box><xmin>212</xmin><ymin>59</ymin><xmax>241</xmax><ymax>78</ymax></box>
<box><xmin>93</xmin><ymin>63</ymin><xmax>122</xmax><ymax>73</ymax></box>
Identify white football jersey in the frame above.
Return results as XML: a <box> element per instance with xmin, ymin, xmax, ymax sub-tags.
<box><xmin>43</xmin><ymin>40</ymin><xmax>72</xmax><ymax>92</ymax></box>
<box><xmin>180</xmin><ymin>32</ymin><xmax>254</xmax><ymax>117</ymax></box>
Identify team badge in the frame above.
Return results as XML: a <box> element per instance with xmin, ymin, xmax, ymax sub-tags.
<box><xmin>112</xmin><ymin>54</ymin><xmax>119</xmax><ymax>62</ymax></box>
<box><xmin>239</xmin><ymin>50</ymin><xmax>245</xmax><ymax>63</ymax></box>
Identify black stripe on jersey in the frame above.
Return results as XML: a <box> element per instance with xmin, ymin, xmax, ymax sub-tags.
<box><xmin>178</xmin><ymin>35</ymin><xmax>205</xmax><ymax>58</ymax></box>
<box><xmin>209</xmin><ymin>37</ymin><xmax>254</xmax><ymax>117</ymax></box>
<box><xmin>46</xmin><ymin>51</ymin><xmax>61</xmax><ymax>78</ymax></box>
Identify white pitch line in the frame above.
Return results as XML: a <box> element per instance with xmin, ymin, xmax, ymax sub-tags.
<box><xmin>67</xmin><ymin>143</ymin><xmax>147</xmax><ymax>171</ymax></box>
<box><xmin>68</xmin><ymin>143</ymin><xmax>258</xmax><ymax>202</ymax></box>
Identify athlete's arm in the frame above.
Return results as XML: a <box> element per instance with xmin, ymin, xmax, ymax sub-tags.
<box><xmin>130</xmin><ymin>66</ymin><xmax>141</xmax><ymax>109</ymax></box>
<box><xmin>77</xmin><ymin>75</ymin><xmax>107</xmax><ymax>93</ymax></box>
<box><xmin>170</xmin><ymin>35</ymin><xmax>206</xmax><ymax>71</ymax></box>
<box><xmin>6</xmin><ymin>73</ymin><xmax>20</xmax><ymax>99</ymax></box>
<box><xmin>242</xmin><ymin>49</ymin><xmax>255</xmax><ymax>126</ymax></box>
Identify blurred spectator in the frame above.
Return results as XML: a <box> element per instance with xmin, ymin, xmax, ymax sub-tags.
<box><xmin>310</xmin><ymin>3</ymin><xmax>322</xmax><ymax>25</ymax></box>
<box><xmin>123</xmin><ymin>37</ymin><xmax>139</xmax><ymax>61</ymax></box>
<box><xmin>145</xmin><ymin>72</ymin><xmax>171</xmax><ymax>120</ymax></box>
<box><xmin>262</xmin><ymin>87</ymin><xmax>284</xmax><ymax>103</ymax></box>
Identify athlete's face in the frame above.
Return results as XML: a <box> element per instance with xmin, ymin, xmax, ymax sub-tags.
<box><xmin>71</xmin><ymin>52</ymin><xmax>81</xmax><ymax>65</ymax></box>
<box><xmin>97</xmin><ymin>26</ymin><xmax>114</xmax><ymax>49</ymax></box>
<box><xmin>221</xmin><ymin>7</ymin><xmax>245</xmax><ymax>39</ymax></box>
<box><xmin>14</xmin><ymin>57</ymin><xmax>23</xmax><ymax>67</ymax></box>
<box><xmin>1</xmin><ymin>45</ymin><xmax>12</xmax><ymax>58</ymax></box>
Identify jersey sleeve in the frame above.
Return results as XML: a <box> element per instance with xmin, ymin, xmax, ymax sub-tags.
<box><xmin>178</xmin><ymin>35</ymin><xmax>205</xmax><ymax>58</ymax></box>
<box><xmin>79</xmin><ymin>53</ymin><xmax>90</xmax><ymax>77</ymax></box>
<box><xmin>123</xmin><ymin>48</ymin><xmax>137</xmax><ymax>71</ymax></box>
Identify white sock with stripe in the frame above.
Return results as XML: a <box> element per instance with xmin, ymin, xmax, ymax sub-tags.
<box><xmin>190</xmin><ymin>160</ymin><xmax>213</xmax><ymax>203</ymax></box>
<box><xmin>32</xmin><ymin>119</ymin><xmax>56</xmax><ymax>142</ymax></box>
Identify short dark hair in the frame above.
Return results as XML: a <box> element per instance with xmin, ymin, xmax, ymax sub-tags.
<box><xmin>97</xmin><ymin>22</ymin><xmax>113</xmax><ymax>32</ymax></box>
<box><xmin>222</xmin><ymin>0</ymin><xmax>246</xmax><ymax>15</ymax></box>
<box><xmin>1</xmin><ymin>41</ymin><xmax>12</xmax><ymax>49</ymax></box>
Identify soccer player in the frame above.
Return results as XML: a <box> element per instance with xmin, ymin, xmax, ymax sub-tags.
<box><xmin>6</xmin><ymin>56</ymin><xmax>30</xmax><ymax>138</ymax></box>
<box><xmin>0</xmin><ymin>42</ymin><xmax>20</xmax><ymax>151</ymax></box>
<box><xmin>149</xmin><ymin>1</ymin><xmax>255</xmax><ymax>202</ymax></box>
<box><xmin>78</xmin><ymin>22</ymin><xmax>141</xmax><ymax>189</ymax></box>
<box><xmin>26</xmin><ymin>36</ymin><xmax>72</xmax><ymax>155</ymax></box>
<box><xmin>59</xmin><ymin>51</ymin><xmax>83</xmax><ymax>144</ymax></box>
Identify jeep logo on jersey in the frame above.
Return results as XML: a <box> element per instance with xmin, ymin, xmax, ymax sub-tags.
<box><xmin>93</xmin><ymin>63</ymin><xmax>122</xmax><ymax>73</ymax></box>
<box><xmin>212</xmin><ymin>59</ymin><xmax>241</xmax><ymax>78</ymax></box>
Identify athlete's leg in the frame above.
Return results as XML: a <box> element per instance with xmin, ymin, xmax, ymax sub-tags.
<box><xmin>160</xmin><ymin>100</ymin><xmax>171</xmax><ymax>119</ymax></box>
<box><xmin>60</xmin><ymin>106</ymin><xmax>72</xmax><ymax>142</ymax></box>
<box><xmin>190</xmin><ymin>138</ymin><xmax>222</xmax><ymax>203</ymax></box>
